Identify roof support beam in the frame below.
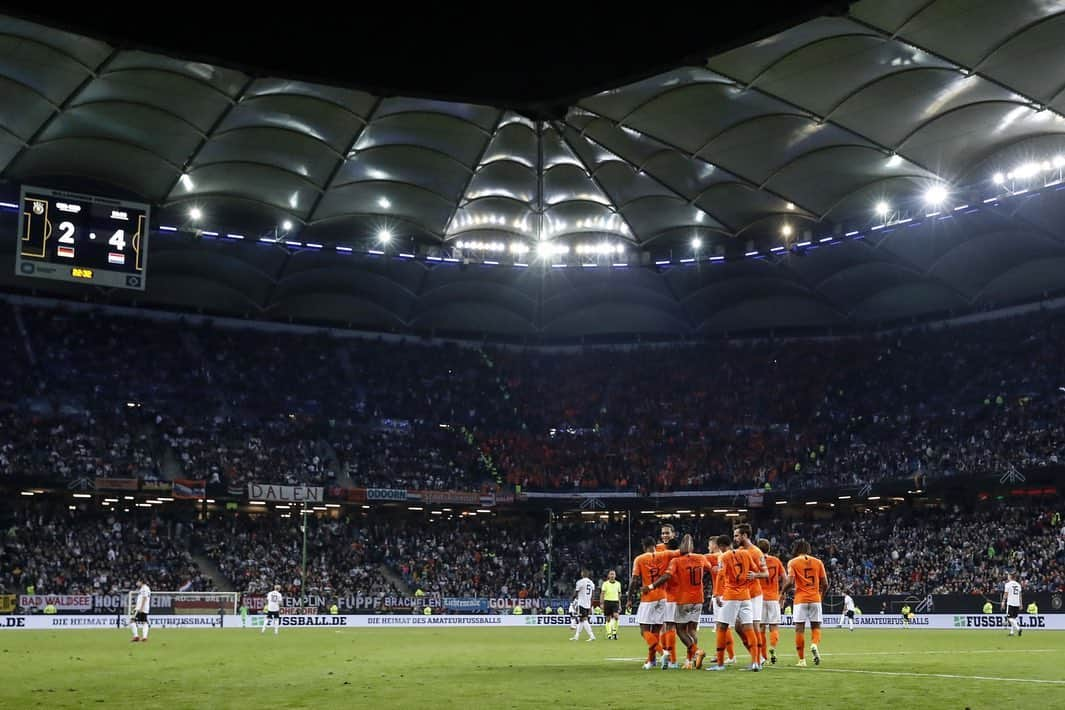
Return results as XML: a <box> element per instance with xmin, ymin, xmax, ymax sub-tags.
<box><xmin>571</xmin><ymin>106</ymin><xmax>818</xmax><ymax>220</ymax></box>
<box><xmin>162</xmin><ymin>76</ymin><xmax>256</xmax><ymax>204</ymax></box>
<box><xmin>442</xmin><ymin>111</ymin><xmax>505</xmax><ymax>238</ymax></box>
<box><xmin>306</xmin><ymin>97</ymin><xmax>382</xmax><ymax>225</ymax></box>
<box><xmin>1</xmin><ymin>47</ymin><xmax>119</xmax><ymax>182</ymax></box>
<box><xmin>554</xmin><ymin>122</ymin><xmax>648</xmax><ymax>240</ymax></box>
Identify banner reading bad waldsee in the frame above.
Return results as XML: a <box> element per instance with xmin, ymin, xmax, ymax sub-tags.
<box><xmin>247</xmin><ymin>484</ymin><xmax>323</xmax><ymax>503</ymax></box>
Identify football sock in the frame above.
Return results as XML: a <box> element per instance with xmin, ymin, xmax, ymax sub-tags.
<box><xmin>665</xmin><ymin>630</ymin><xmax>677</xmax><ymax>662</ymax></box>
<box><xmin>141</xmin><ymin>624</ymin><xmax>149</xmax><ymax>639</ymax></box>
<box><xmin>715</xmin><ymin>629</ymin><xmax>727</xmax><ymax>666</ymax></box>
<box><xmin>726</xmin><ymin>634</ymin><xmax>735</xmax><ymax>660</ymax></box>
<box><xmin>744</xmin><ymin>629</ymin><xmax>760</xmax><ymax>665</ymax></box>
<box><xmin>642</xmin><ymin>630</ymin><xmax>658</xmax><ymax>659</ymax></box>
<box><xmin>796</xmin><ymin>632</ymin><xmax>806</xmax><ymax>660</ymax></box>
<box><xmin>760</xmin><ymin>628</ymin><xmax>767</xmax><ymax>657</ymax></box>
<box><xmin>770</xmin><ymin>628</ymin><xmax>779</xmax><ymax>649</ymax></box>
<box><xmin>130</xmin><ymin>622</ymin><xmax>138</xmax><ymax>637</ymax></box>
<box><xmin>811</xmin><ymin>628</ymin><xmax>822</xmax><ymax>646</ymax></box>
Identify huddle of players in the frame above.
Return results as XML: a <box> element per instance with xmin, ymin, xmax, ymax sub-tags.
<box><xmin>628</xmin><ymin>523</ymin><xmax>828</xmax><ymax>672</ymax></box>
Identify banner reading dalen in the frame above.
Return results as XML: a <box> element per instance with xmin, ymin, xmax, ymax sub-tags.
<box><xmin>247</xmin><ymin>484</ymin><xmax>323</xmax><ymax>503</ymax></box>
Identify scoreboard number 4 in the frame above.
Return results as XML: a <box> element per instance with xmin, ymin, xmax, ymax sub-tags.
<box><xmin>110</xmin><ymin>230</ymin><xmax>125</xmax><ymax>250</ymax></box>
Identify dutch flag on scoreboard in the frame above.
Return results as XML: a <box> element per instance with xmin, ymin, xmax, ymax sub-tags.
<box><xmin>57</xmin><ymin>246</ymin><xmax>75</xmax><ymax>258</ymax></box>
<box><xmin>108</xmin><ymin>252</ymin><xmax>125</xmax><ymax>265</ymax></box>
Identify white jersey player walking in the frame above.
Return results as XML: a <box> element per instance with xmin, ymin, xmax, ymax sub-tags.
<box><xmin>840</xmin><ymin>593</ymin><xmax>856</xmax><ymax>631</ymax></box>
<box><xmin>1001</xmin><ymin>573</ymin><xmax>1023</xmax><ymax>637</ymax></box>
<box><xmin>569</xmin><ymin>570</ymin><xmax>596</xmax><ymax>641</ymax></box>
<box><xmin>130</xmin><ymin>579</ymin><xmax>151</xmax><ymax>643</ymax></box>
<box><xmin>262</xmin><ymin>585</ymin><xmax>283</xmax><ymax>635</ymax></box>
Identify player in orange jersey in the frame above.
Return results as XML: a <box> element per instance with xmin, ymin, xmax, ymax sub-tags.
<box><xmin>706</xmin><ymin>535</ymin><xmax>760</xmax><ymax>672</ymax></box>
<box><xmin>734</xmin><ymin>523</ymin><xmax>769</xmax><ymax>666</ymax></box>
<box><xmin>707</xmin><ymin>535</ymin><xmax>736</xmax><ymax>665</ymax></box>
<box><xmin>783</xmin><ymin>539</ymin><xmax>829</xmax><ymax>667</ymax></box>
<box><xmin>757</xmin><ymin>538</ymin><xmax>786</xmax><ymax>665</ymax></box>
<box><xmin>655</xmin><ymin>523</ymin><xmax>680</xmax><ymax>668</ymax></box>
<box><xmin>629</xmin><ymin>537</ymin><xmax>679</xmax><ymax>670</ymax></box>
<box><xmin>646</xmin><ymin>534</ymin><xmax>715</xmax><ymax>669</ymax></box>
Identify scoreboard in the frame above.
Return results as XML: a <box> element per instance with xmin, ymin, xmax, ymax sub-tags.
<box><xmin>15</xmin><ymin>185</ymin><xmax>150</xmax><ymax>290</ymax></box>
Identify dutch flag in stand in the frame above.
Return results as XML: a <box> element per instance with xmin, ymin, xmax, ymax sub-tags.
<box><xmin>108</xmin><ymin>252</ymin><xmax>125</xmax><ymax>265</ymax></box>
<box><xmin>57</xmin><ymin>246</ymin><xmax>74</xmax><ymax>258</ymax></box>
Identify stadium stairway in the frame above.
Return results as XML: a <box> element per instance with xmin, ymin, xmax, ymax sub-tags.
<box><xmin>192</xmin><ymin>553</ymin><xmax>235</xmax><ymax>593</ymax></box>
<box><xmin>320</xmin><ymin>438</ymin><xmax>352</xmax><ymax>487</ymax></box>
<box><xmin>377</xmin><ymin>564</ymin><xmax>411</xmax><ymax>596</ymax></box>
<box><xmin>11</xmin><ymin>305</ymin><xmax>36</xmax><ymax>366</ymax></box>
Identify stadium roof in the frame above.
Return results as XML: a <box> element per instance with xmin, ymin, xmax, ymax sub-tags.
<box><xmin>2</xmin><ymin>1</ymin><xmax>1065</xmax><ymax>340</ymax></box>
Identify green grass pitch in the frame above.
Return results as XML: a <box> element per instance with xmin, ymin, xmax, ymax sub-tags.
<box><xmin>2</xmin><ymin>626</ymin><xmax>1063</xmax><ymax>709</ymax></box>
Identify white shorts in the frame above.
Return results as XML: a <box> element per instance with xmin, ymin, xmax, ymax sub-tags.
<box><xmin>714</xmin><ymin>599</ymin><xmax>753</xmax><ymax>628</ymax></box>
<box><xmin>750</xmin><ymin>594</ymin><xmax>763</xmax><ymax>623</ymax></box>
<box><xmin>636</xmin><ymin>598</ymin><xmax>667</xmax><ymax>626</ymax></box>
<box><xmin>793</xmin><ymin>602</ymin><xmax>823</xmax><ymax>623</ymax></box>
<box><xmin>662</xmin><ymin>602</ymin><xmax>678</xmax><ymax>624</ymax></box>
<box><xmin>762</xmin><ymin>600</ymin><xmax>781</xmax><ymax>625</ymax></box>
<box><xmin>675</xmin><ymin>603</ymin><xmax>702</xmax><ymax>625</ymax></box>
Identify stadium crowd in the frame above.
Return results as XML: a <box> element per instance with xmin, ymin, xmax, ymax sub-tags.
<box><xmin>2</xmin><ymin>498</ymin><xmax>1061</xmax><ymax>605</ymax></box>
<box><xmin>0</xmin><ymin>301</ymin><xmax>1062</xmax><ymax>496</ymax></box>
<box><xmin>0</xmin><ymin>503</ymin><xmax>208</xmax><ymax>598</ymax></box>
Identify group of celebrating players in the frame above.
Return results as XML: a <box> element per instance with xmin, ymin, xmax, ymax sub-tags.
<box><xmin>581</xmin><ymin>522</ymin><xmax>828</xmax><ymax>672</ymax></box>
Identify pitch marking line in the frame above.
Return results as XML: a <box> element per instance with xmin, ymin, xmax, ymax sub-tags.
<box><xmin>807</xmin><ymin>667</ymin><xmax>1065</xmax><ymax>686</ymax></box>
<box><xmin>606</xmin><ymin>649</ymin><xmax>1053</xmax><ymax>662</ymax></box>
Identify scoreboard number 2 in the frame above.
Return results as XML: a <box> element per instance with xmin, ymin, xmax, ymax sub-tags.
<box><xmin>58</xmin><ymin>221</ymin><xmax>75</xmax><ymax>244</ymax></box>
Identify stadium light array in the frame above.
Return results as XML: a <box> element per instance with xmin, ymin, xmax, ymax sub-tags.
<box><xmin>377</xmin><ymin>197</ymin><xmax>391</xmax><ymax>209</ymax></box>
<box><xmin>536</xmin><ymin>242</ymin><xmax>569</xmax><ymax>258</ymax></box>
<box><xmin>691</xmin><ymin>237</ymin><xmax>702</xmax><ymax>249</ymax></box>
<box><xmin>376</xmin><ymin>229</ymin><xmax>393</xmax><ymax>244</ymax></box>
<box><xmin>457</xmin><ymin>240</ymin><xmax>506</xmax><ymax>252</ymax></box>
<box><xmin>875</xmin><ymin>201</ymin><xmax>890</xmax><ymax>216</ymax></box>
<box><xmin>189</xmin><ymin>207</ymin><xmax>202</xmax><ymax>221</ymax></box>
<box><xmin>576</xmin><ymin>242</ymin><xmax>625</xmax><ymax>255</ymax></box>
<box><xmin>781</xmin><ymin>224</ymin><xmax>793</xmax><ymax>237</ymax></box>
<box><xmin>282</xmin><ymin>220</ymin><xmax>293</xmax><ymax>231</ymax></box>
<box><xmin>923</xmin><ymin>184</ymin><xmax>948</xmax><ymax>205</ymax></box>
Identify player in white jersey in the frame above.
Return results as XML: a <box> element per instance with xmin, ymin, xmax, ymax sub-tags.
<box><xmin>1000</xmin><ymin>572</ymin><xmax>1023</xmax><ymax>637</ymax></box>
<box><xmin>130</xmin><ymin>579</ymin><xmax>151</xmax><ymax>643</ymax></box>
<box><xmin>840</xmin><ymin>593</ymin><xmax>856</xmax><ymax>631</ymax></box>
<box><xmin>570</xmin><ymin>569</ymin><xmax>596</xmax><ymax>641</ymax></box>
<box><xmin>263</xmin><ymin>585</ymin><xmax>283</xmax><ymax>635</ymax></box>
